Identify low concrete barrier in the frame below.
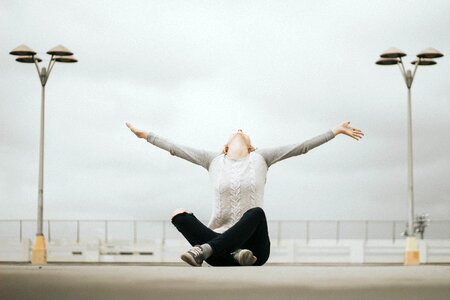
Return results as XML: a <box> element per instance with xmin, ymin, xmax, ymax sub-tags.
<box><xmin>0</xmin><ymin>239</ymin><xmax>30</xmax><ymax>262</ymax></box>
<box><xmin>98</xmin><ymin>240</ymin><xmax>163</xmax><ymax>263</ymax></box>
<box><xmin>1</xmin><ymin>238</ymin><xmax>449</xmax><ymax>264</ymax></box>
<box><xmin>47</xmin><ymin>239</ymin><xmax>100</xmax><ymax>262</ymax></box>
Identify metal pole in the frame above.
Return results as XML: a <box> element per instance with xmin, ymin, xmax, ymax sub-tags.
<box><xmin>407</xmin><ymin>86</ymin><xmax>415</xmax><ymax>236</ymax></box>
<box><xmin>403</xmin><ymin>68</ymin><xmax>420</xmax><ymax>265</ymax></box>
<box><xmin>36</xmin><ymin>84</ymin><xmax>45</xmax><ymax>236</ymax></box>
<box><xmin>31</xmin><ymin>65</ymin><xmax>49</xmax><ymax>264</ymax></box>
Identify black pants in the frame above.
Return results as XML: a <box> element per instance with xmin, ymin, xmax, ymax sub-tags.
<box><xmin>171</xmin><ymin>207</ymin><xmax>271</xmax><ymax>266</ymax></box>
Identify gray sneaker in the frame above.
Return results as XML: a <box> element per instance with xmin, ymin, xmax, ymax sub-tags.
<box><xmin>181</xmin><ymin>245</ymin><xmax>204</xmax><ymax>267</ymax></box>
<box><xmin>232</xmin><ymin>249</ymin><xmax>257</xmax><ymax>266</ymax></box>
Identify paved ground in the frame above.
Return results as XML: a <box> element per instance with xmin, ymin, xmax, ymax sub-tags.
<box><xmin>1</xmin><ymin>263</ymin><xmax>450</xmax><ymax>300</ymax></box>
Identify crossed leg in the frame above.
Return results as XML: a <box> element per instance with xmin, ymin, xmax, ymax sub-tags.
<box><xmin>171</xmin><ymin>209</ymin><xmax>238</xmax><ymax>266</ymax></box>
<box><xmin>171</xmin><ymin>207</ymin><xmax>270</xmax><ymax>266</ymax></box>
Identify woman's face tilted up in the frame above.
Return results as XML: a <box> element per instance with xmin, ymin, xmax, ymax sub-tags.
<box><xmin>223</xmin><ymin>129</ymin><xmax>255</xmax><ymax>155</ymax></box>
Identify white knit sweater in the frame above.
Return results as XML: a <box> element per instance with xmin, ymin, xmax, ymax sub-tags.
<box><xmin>146</xmin><ymin>129</ymin><xmax>336</xmax><ymax>233</ymax></box>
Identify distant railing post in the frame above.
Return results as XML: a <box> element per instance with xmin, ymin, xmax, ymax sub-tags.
<box><xmin>306</xmin><ymin>221</ymin><xmax>310</xmax><ymax>244</ymax></box>
<box><xmin>392</xmin><ymin>221</ymin><xmax>396</xmax><ymax>244</ymax></box>
<box><xmin>162</xmin><ymin>220</ymin><xmax>166</xmax><ymax>247</ymax></box>
<box><xmin>277</xmin><ymin>221</ymin><xmax>281</xmax><ymax>246</ymax></box>
<box><xmin>105</xmin><ymin>220</ymin><xmax>108</xmax><ymax>243</ymax></box>
<box><xmin>48</xmin><ymin>220</ymin><xmax>51</xmax><ymax>243</ymax></box>
<box><xmin>19</xmin><ymin>220</ymin><xmax>23</xmax><ymax>242</ymax></box>
<box><xmin>133</xmin><ymin>220</ymin><xmax>137</xmax><ymax>244</ymax></box>
<box><xmin>336</xmin><ymin>221</ymin><xmax>340</xmax><ymax>244</ymax></box>
<box><xmin>364</xmin><ymin>220</ymin><xmax>368</xmax><ymax>245</ymax></box>
<box><xmin>76</xmin><ymin>220</ymin><xmax>80</xmax><ymax>244</ymax></box>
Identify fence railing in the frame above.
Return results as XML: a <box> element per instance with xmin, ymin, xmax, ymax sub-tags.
<box><xmin>1</xmin><ymin>219</ymin><xmax>449</xmax><ymax>244</ymax></box>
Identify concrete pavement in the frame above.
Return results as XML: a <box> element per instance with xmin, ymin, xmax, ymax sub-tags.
<box><xmin>1</xmin><ymin>263</ymin><xmax>450</xmax><ymax>300</ymax></box>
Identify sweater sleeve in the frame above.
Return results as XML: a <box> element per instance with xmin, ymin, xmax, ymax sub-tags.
<box><xmin>256</xmin><ymin>129</ymin><xmax>336</xmax><ymax>168</ymax></box>
<box><xmin>146</xmin><ymin>132</ymin><xmax>219</xmax><ymax>170</ymax></box>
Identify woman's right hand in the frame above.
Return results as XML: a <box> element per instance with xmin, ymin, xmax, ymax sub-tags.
<box><xmin>126</xmin><ymin>122</ymin><xmax>148</xmax><ymax>139</ymax></box>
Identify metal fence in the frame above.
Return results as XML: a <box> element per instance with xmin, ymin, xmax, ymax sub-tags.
<box><xmin>1</xmin><ymin>219</ymin><xmax>449</xmax><ymax>244</ymax></box>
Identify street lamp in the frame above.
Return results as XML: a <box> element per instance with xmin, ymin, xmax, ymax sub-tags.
<box><xmin>376</xmin><ymin>47</ymin><xmax>444</xmax><ymax>265</ymax></box>
<box><xmin>9</xmin><ymin>44</ymin><xmax>77</xmax><ymax>265</ymax></box>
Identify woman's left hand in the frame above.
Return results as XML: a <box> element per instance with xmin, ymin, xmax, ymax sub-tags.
<box><xmin>333</xmin><ymin>121</ymin><xmax>364</xmax><ymax>141</ymax></box>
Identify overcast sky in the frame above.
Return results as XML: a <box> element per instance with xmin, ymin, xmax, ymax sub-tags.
<box><xmin>1</xmin><ymin>0</ymin><xmax>449</xmax><ymax>223</ymax></box>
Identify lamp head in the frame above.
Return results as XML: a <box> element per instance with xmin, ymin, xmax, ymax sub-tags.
<box><xmin>10</xmin><ymin>44</ymin><xmax>36</xmax><ymax>56</ymax></box>
<box><xmin>380</xmin><ymin>47</ymin><xmax>406</xmax><ymax>58</ymax></box>
<box><xmin>54</xmin><ymin>55</ymin><xmax>78</xmax><ymax>63</ymax></box>
<box><xmin>16</xmin><ymin>56</ymin><xmax>42</xmax><ymax>63</ymax></box>
<box><xmin>417</xmin><ymin>47</ymin><xmax>444</xmax><ymax>59</ymax></box>
<box><xmin>47</xmin><ymin>45</ymin><xmax>73</xmax><ymax>56</ymax></box>
<box><xmin>411</xmin><ymin>58</ymin><xmax>437</xmax><ymax>66</ymax></box>
<box><xmin>376</xmin><ymin>57</ymin><xmax>399</xmax><ymax>65</ymax></box>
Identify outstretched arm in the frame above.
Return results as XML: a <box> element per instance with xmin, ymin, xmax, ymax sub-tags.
<box><xmin>126</xmin><ymin>122</ymin><xmax>219</xmax><ymax>170</ymax></box>
<box><xmin>331</xmin><ymin>121</ymin><xmax>364</xmax><ymax>141</ymax></box>
<box><xmin>127</xmin><ymin>122</ymin><xmax>149</xmax><ymax>139</ymax></box>
<box><xmin>257</xmin><ymin>121</ymin><xmax>364</xmax><ymax>167</ymax></box>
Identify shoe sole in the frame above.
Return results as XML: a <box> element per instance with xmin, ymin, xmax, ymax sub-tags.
<box><xmin>238</xmin><ymin>250</ymin><xmax>257</xmax><ymax>266</ymax></box>
<box><xmin>180</xmin><ymin>253</ymin><xmax>201</xmax><ymax>267</ymax></box>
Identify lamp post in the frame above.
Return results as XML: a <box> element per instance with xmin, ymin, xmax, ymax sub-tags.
<box><xmin>9</xmin><ymin>44</ymin><xmax>77</xmax><ymax>264</ymax></box>
<box><xmin>376</xmin><ymin>47</ymin><xmax>444</xmax><ymax>265</ymax></box>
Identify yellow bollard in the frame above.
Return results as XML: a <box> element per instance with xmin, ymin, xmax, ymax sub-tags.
<box><xmin>31</xmin><ymin>234</ymin><xmax>47</xmax><ymax>265</ymax></box>
<box><xmin>404</xmin><ymin>236</ymin><xmax>420</xmax><ymax>265</ymax></box>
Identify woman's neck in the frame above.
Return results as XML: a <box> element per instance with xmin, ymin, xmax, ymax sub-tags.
<box><xmin>227</xmin><ymin>140</ymin><xmax>250</xmax><ymax>159</ymax></box>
